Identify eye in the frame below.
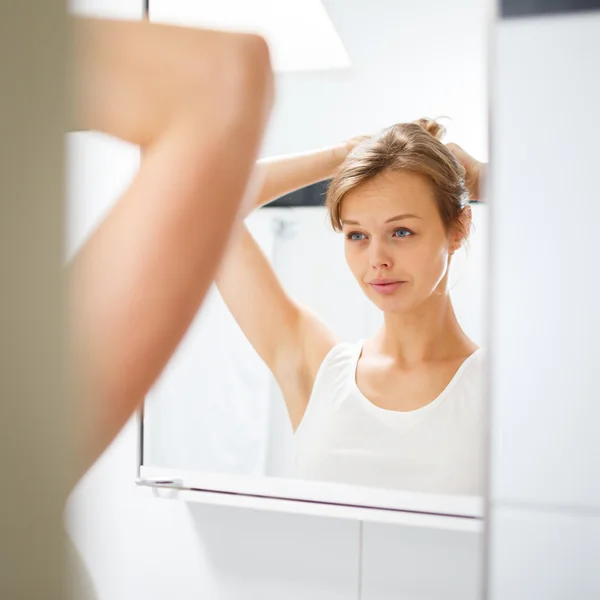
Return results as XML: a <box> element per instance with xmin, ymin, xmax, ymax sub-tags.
<box><xmin>393</xmin><ymin>227</ymin><xmax>413</xmax><ymax>238</ymax></box>
<box><xmin>347</xmin><ymin>231</ymin><xmax>367</xmax><ymax>241</ymax></box>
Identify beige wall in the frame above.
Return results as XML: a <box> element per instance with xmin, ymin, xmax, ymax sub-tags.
<box><xmin>0</xmin><ymin>2</ymin><xmax>71</xmax><ymax>599</ymax></box>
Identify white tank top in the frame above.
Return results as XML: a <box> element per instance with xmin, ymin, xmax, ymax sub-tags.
<box><xmin>292</xmin><ymin>341</ymin><xmax>485</xmax><ymax>496</ymax></box>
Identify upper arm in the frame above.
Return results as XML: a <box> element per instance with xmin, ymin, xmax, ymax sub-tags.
<box><xmin>216</xmin><ymin>222</ymin><xmax>336</xmax><ymax>426</ymax></box>
<box><xmin>71</xmin><ymin>17</ymin><xmax>272</xmax><ymax>144</ymax></box>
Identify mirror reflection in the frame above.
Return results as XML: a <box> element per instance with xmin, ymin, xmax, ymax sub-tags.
<box><xmin>143</xmin><ymin>0</ymin><xmax>488</xmax><ymax>501</ymax></box>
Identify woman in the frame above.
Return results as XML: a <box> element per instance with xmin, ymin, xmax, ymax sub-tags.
<box><xmin>216</xmin><ymin>119</ymin><xmax>486</xmax><ymax>495</ymax></box>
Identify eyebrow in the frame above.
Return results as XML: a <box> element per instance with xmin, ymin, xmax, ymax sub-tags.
<box><xmin>341</xmin><ymin>214</ymin><xmax>422</xmax><ymax>226</ymax></box>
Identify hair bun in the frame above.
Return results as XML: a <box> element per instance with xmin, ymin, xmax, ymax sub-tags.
<box><xmin>413</xmin><ymin>118</ymin><xmax>446</xmax><ymax>141</ymax></box>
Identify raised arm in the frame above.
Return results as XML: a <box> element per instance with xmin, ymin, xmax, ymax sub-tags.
<box><xmin>215</xmin><ymin>140</ymin><xmax>361</xmax><ymax>429</ymax></box>
<box><xmin>69</xmin><ymin>17</ymin><xmax>273</xmax><ymax>478</ymax></box>
<box><xmin>446</xmin><ymin>142</ymin><xmax>485</xmax><ymax>201</ymax></box>
<box><xmin>251</xmin><ymin>143</ymin><xmax>351</xmax><ymax>210</ymax></box>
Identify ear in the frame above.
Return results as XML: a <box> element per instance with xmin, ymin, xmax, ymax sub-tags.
<box><xmin>449</xmin><ymin>205</ymin><xmax>472</xmax><ymax>254</ymax></box>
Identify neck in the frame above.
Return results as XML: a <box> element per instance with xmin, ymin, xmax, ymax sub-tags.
<box><xmin>375</xmin><ymin>287</ymin><xmax>476</xmax><ymax>365</ymax></box>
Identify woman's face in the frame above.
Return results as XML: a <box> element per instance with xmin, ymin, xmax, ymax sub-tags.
<box><xmin>340</xmin><ymin>170</ymin><xmax>461</xmax><ymax>314</ymax></box>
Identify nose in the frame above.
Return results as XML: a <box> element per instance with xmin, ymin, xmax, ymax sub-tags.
<box><xmin>368</xmin><ymin>238</ymin><xmax>392</xmax><ymax>270</ymax></box>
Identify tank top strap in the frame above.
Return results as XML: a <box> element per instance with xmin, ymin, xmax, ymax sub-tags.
<box><xmin>295</xmin><ymin>340</ymin><xmax>363</xmax><ymax>438</ymax></box>
<box><xmin>312</xmin><ymin>339</ymin><xmax>363</xmax><ymax>395</ymax></box>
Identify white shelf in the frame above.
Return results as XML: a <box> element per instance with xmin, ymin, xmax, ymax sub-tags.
<box><xmin>138</xmin><ymin>466</ymin><xmax>484</xmax><ymax>532</ymax></box>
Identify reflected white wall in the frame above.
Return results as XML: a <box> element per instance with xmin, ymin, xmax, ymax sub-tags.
<box><xmin>262</xmin><ymin>0</ymin><xmax>489</xmax><ymax>160</ymax></box>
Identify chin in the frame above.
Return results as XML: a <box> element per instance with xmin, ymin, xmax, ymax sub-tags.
<box><xmin>365</xmin><ymin>289</ymin><xmax>416</xmax><ymax>314</ymax></box>
<box><xmin>380</xmin><ymin>299</ymin><xmax>417</xmax><ymax>315</ymax></box>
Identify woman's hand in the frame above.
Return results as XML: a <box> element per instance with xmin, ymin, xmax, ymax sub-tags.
<box><xmin>331</xmin><ymin>133</ymin><xmax>371</xmax><ymax>164</ymax></box>
<box><xmin>446</xmin><ymin>143</ymin><xmax>484</xmax><ymax>201</ymax></box>
<box><xmin>345</xmin><ymin>133</ymin><xmax>372</xmax><ymax>152</ymax></box>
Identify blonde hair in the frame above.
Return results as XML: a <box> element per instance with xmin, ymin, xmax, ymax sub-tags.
<box><xmin>326</xmin><ymin>118</ymin><xmax>469</xmax><ymax>237</ymax></box>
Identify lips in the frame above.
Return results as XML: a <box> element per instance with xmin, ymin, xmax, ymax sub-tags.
<box><xmin>368</xmin><ymin>279</ymin><xmax>405</xmax><ymax>295</ymax></box>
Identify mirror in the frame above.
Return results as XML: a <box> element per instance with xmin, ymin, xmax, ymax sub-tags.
<box><xmin>141</xmin><ymin>0</ymin><xmax>489</xmax><ymax>516</ymax></box>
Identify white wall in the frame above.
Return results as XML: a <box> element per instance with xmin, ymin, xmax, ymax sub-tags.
<box><xmin>66</xmin><ymin>2</ymin><xmax>484</xmax><ymax>600</ymax></box>
<box><xmin>488</xmin><ymin>10</ymin><xmax>600</xmax><ymax>599</ymax></box>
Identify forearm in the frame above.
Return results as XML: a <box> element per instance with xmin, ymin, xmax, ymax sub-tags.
<box><xmin>71</xmin><ymin>128</ymin><xmax>259</xmax><ymax>458</ymax></box>
<box><xmin>246</xmin><ymin>142</ymin><xmax>351</xmax><ymax>215</ymax></box>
